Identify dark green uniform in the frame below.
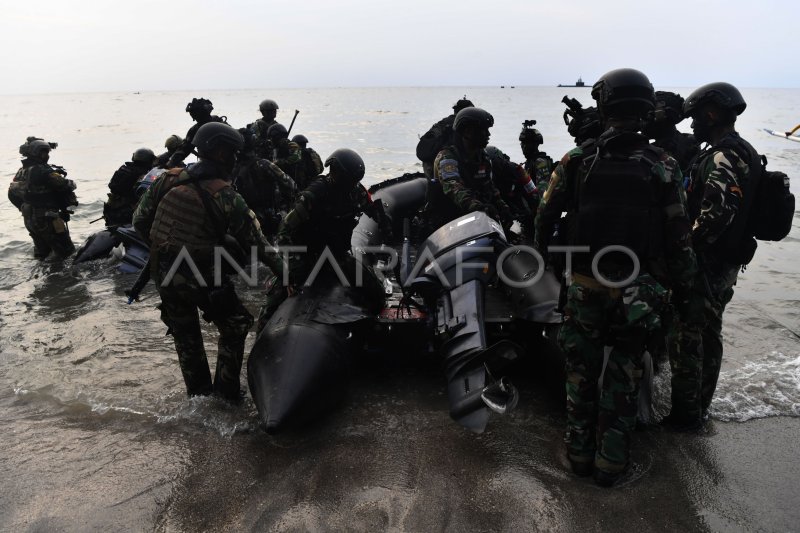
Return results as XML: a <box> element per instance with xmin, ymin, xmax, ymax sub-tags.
<box><xmin>133</xmin><ymin>161</ymin><xmax>281</xmax><ymax>400</ymax></box>
<box><xmin>427</xmin><ymin>143</ymin><xmax>512</xmax><ymax>231</ymax></box>
<box><xmin>534</xmin><ymin>128</ymin><xmax>696</xmax><ymax>474</ymax></box>
<box><xmin>670</xmin><ymin>133</ymin><xmax>751</xmax><ymax>421</ymax></box>
<box><xmin>233</xmin><ymin>153</ymin><xmax>296</xmax><ymax>237</ymax></box>
<box><xmin>20</xmin><ymin>160</ymin><xmax>77</xmax><ymax>258</ymax></box>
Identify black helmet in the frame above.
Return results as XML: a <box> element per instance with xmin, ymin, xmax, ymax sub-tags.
<box><xmin>683</xmin><ymin>82</ymin><xmax>746</xmax><ymax>118</ymax></box>
<box><xmin>653</xmin><ymin>91</ymin><xmax>685</xmax><ymax>124</ymax></box>
<box><xmin>291</xmin><ymin>134</ymin><xmax>309</xmax><ymax>147</ymax></box>
<box><xmin>484</xmin><ymin>145</ymin><xmax>509</xmax><ymax>161</ymax></box>
<box><xmin>266</xmin><ymin>123</ymin><xmax>288</xmax><ymax>141</ymax></box>
<box><xmin>591</xmin><ymin>68</ymin><xmax>655</xmax><ymax>112</ymax></box>
<box><xmin>164</xmin><ymin>134</ymin><xmax>183</xmax><ymax>152</ymax></box>
<box><xmin>259</xmin><ymin>99</ymin><xmax>279</xmax><ymax>113</ymax></box>
<box><xmin>454</xmin><ymin>107</ymin><xmax>494</xmax><ymax>131</ymax></box>
<box><xmin>186</xmin><ymin>98</ymin><xmax>213</xmax><ymax>114</ymax></box>
<box><xmin>27</xmin><ymin>140</ymin><xmax>52</xmax><ymax>159</ymax></box>
<box><xmin>192</xmin><ymin>122</ymin><xmax>244</xmax><ymax>156</ymax></box>
<box><xmin>325</xmin><ymin>148</ymin><xmax>365</xmax><ymax>182</ymax></box>
<box><xmin>519</xmin><ymin>120</ymin><xmax>544</xmax><ymax>145</ymax></box>
<box><xmin>132</xmin><ymin>148</ymin><xmax>156</xmax><ymax>164</ymax></box>
<box><xmin>452</xmin><ymin>96</ymin><xmax>474</xmax><ymax>113</ymax></box>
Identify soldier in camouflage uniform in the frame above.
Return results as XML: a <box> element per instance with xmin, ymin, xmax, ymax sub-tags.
<box><xmin>663</xmin><ymin>83</ymin><xmax>753</xmax><ymax>431</ymax></box>
<box><xmin>233</xmin><ymin>128</ymin><xmax>296</xmax><ymax>238</ymax></box>
<box><xmin>534</xmin><ymin>69</ymin><xmax>696</xmax><ymax>486</ymax></box>
<box><xmin>13</xmin><ymin>139</ymin><xmax>78</xmax><ymax>259</ymax></box>
<box><xmin>416</xmin><ymin>96</ymin><xmax>474</xmax><ymax>178</ymax></box>
<box><xmin>425</xmin><ymin>107</ymin><xmax>513</xmax><ymax>233</ymax></box>
<box><xmin>103</xmin><ymin>148</ymin><xmax>156</xmax><ymax>226</ymax></box>
<box><xmin>519</xmin><ymin>120</ymin><xmax>555</xmax><ymax>193</ymax></box>
<box><xmin>257</xmin><ymin>148</ymin><xmax>391</xmax><ymax>331</ymax></box>
<box><xmin>166</xmin><ymin>98</ymin><xmax>227</xmax><ymax>167</ymax></box>
<box><xmin>292</xmin><ymin>134</ymin><xmax>325</xmax><ymax>187</ymax></box>
<box><xmin>133</xmin><ymin>122</ymin><xmax>282</xmax><ymax>402</ymax></box>
<box><xmin>250</xmin><ymin>99</ymin><xmax>279</xmax><ymax>158</ymax></box>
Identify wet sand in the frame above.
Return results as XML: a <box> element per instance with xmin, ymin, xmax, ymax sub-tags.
<box><xmin>2</xmin><ymin>359</ymin><xmax>798</xmax><ymax>533</ymax></box>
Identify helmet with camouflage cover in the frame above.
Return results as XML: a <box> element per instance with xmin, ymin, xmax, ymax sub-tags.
<box><xmin>682</xmin><ymin>82</ymin><xmax>746</xmax><ymax>118</ymax></box>
<box><xmin>454</xmin><ymin>107</ymin><xmax>494</xmax><ymax>131</ymax></box>
<box><xmin>259</xmin><ymin>99</ymin><xmax>279</xmax><ymax>114</ymax></box>
<box><xmin>325</xmin><ymin>148</ymin><xmax>365</xmax><ymax>185</ymax></box>
<box><xmin>132</xmin><ymin>148</ymin><xmax>156</xmax><ymax>164</ymax></box>
<box><xmin>164</xmin><ymin>134</ymin><xmax>183</xmax><ymax>152</ymax></box>
<box><xmin>591</xmin><ymin>68</ymin><xmax>655</xmax><ymax>116</ymax></box>
<box><xmin>452</xmin><ymin>96</ymin><xmax>474</xmax><ymax>113</ymax></box>
<box><xmin>185</xmin><ymin>97</ymin><xmax>213</xmax><ymax>114</ymax></box>
<box><xmin>192</xmin><ymin>122</ymin><xmax>244</xmax><ymax>157</ymax></box>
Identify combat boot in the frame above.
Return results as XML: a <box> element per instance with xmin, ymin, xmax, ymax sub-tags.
<box><xmin>660</xmin><ymin>412</ymin><xmax>703</xmax><ymax>433</ymax></box>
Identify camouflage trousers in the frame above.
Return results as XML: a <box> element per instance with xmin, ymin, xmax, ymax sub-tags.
<box><xmin>155</xmin><ymin>263</ymin><xmax>254</xmax><ymax>401</ymax></box>
<box><xmin>669</xmin><ymin>271</ymin><xmax>735</xmax><ymax>419</ymax></box>
<box><xmin>22</xmin><ymin>205</ymin><xmax>75</xmax><ymax>259</ymax></box>
<box><xmin>559</xmin><ymin>273</ymin><xmax>666</xmax><ymax>473</ymax></box>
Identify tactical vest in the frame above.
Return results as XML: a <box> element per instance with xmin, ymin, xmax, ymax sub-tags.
<box><xmin>23</xmin><ymin>164</ymin><xmax>75</xmax><ymax>208</ymax></box>
<box><xmin>301</xmin><ymin>177</ymin><xmax>362</xmax><ymax>257</ymax></box>
<box><xmin>234</xmin><ymin>159</ymin><xmax>277</xmax><ymax>210</ymax></box>
<box><xmin>570</xmin><ymin>143</ymin><xmax>665</xmax><ymax>274</ymax></box>
<box><xmin>108</xmin><ymin>163</ymin><xmax>148</xmax><ymax>198</ymax></box>
<box><xmin>150</xmin><ymin>171</ymin><xmax>229</xmax><ymax>260</ymax></box>
<box><xmin>427</xmin><ymin>146</ymin><xmax>494</xmax><ymax>221</ymax></box>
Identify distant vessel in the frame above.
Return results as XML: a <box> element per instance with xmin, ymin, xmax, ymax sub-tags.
<box><xmin>558</xmin><ymin>77</ymin><xmax>589</xmax><ymax>88</ymax></box>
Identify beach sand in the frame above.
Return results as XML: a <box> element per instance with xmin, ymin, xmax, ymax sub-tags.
<box><xmin>2</xmin><ymin>360</ymin><xmax>798</xmax><ymax>533</ymax></box>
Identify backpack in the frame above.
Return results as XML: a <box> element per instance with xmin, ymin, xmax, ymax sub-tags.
<box><xmin>713</xmin><ymin>138</ymin><xmax>794</xmax><ymax>265</ymax></box>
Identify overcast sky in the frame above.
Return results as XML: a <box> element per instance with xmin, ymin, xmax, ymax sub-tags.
<box><xmin>0</xmin><ymin>0</ymin><xmax>796</xmax><ymax>94</ymax></box>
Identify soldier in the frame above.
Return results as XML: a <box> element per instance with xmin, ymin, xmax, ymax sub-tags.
<box><xmin>416</xmin><ymin>96</ymin><xmax>474</xmax><ymax>178</ymax></box>
<box><xmin>292</xmin><ymin>134</ymin><xmax>325</xmax><ymax>188</ymax></box>
<box><xmin>483</xmin><ymin>145</ymin><xmax>537</xmax><ymax>241</ymax></box>
<box><xmin>155</xmin><ymin>134</ymin><xmax>184</xmax><ymax>168</ymax></box>
<box><xmin>13</xmin><ymin>138</ymin><xmax>78</xmax><ymax>259</ymax></box>
<box><xmin>534</xmin><ymin>68</ymin><xmax>696</xmax><ymax>486</ymax></box>
<box><xmin>257</xmin><ymin>148</ymin><xmax>391</xmax><ymax>331</ymax></box>
<box><xmin>166</xmin><ymin>98</ymin><xmax>227</xmax><ymax>167</ymax></box>
<box><xmin>233</xmin><ymin>129</ymin><xmax>296</xmax><ymax>238</ymax></box>
<box><xmin>425</xmin><ymin>107</ymin><xmax>513</xmax><ymax>233</ymax></box>
<box><xmin>562</xmin><ymin>98</ymin><xmax>603</xmax><ymax>146</ymax></box>
<box><xmin>250</xmin><ymin>99</ymin><xmax>279</xmax><ymax>158</ymax></box>
<box><xmin>265</xmin><ymin>123</ymin><xmax>303</xmax><ymax>181</ymax></box>
<box><xmin>519</xmin><ymin>120</ymin><xmax>555</xmax><ymax>193</ymax></box>
<box><xmin>133</xmin><ymin>122</ymin><xmax>282</xmax><ymax>402</ymax></box>
<box><xmin>103</xmin><ymin>148</ymin><xmax>156</xmax><ymax>226</ymax></box>
<box><xmin>643</xmin><ymin>91</ymin><xmax>700</xmax><ymax>173</ymax></box>
<box><xmin>663</xmin><ymin>83</ymin><xmax>753</xmax><ymax>431</ymax></box>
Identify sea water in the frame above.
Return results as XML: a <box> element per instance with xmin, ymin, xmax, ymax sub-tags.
<box><xmin>0</xmin><ymin>87</ymin><xmax>798</xmax><ymax>521</ymax></box>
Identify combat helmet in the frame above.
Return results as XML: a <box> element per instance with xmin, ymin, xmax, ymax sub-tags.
<box><xmin>186</xmin><ymin>97</ymin><xmax>213</xmax><ymax>114</ymax></box>
<box><xmin>266</xmin><ymin>123</ymin><xmax>289</xmax><ymax>141</ymax></box>
<box><xmin>452</xmin><ymin>96</ymin><xmax>474</xmax><ymax>113</ymax></box>
<box><xmin>259</xmin><ymin>99</ymin><xmax>279</xmax><ymax>114</ymax></box>
<box><xmin>132</xmin><ymin>148</ymin><xmax>156</xmax><ymax>164</ymax></box>
<box><xmin>164</xmin><ymin>134</ymin><xmax>183</xmax><ymax>152</ymax></box>
<box><xmin>652</xmin><ymin>91</ymin><xmax>686</xmax><ymax>124</ymax></box>
<box><xmin>519</xmin><ymin>120</ymin><xmax>544</xmax><ymax>145</ymax></box>
<box><xmin>591</xmin><ymin>68</ymin><xmax>655</xmax><ymax>114</ymax></box>
<box><xmin>192</xmin><ymin>122</ymin><xmax>244</xmax><ymax>157</ymax></box>
<box><xmin>291</xmin><ymin>134</ymin><xmax>309</xmax><ymax>148</ymax></box>
<box><xmin>325</xmin><ymin>148</ymin><xmax>365</xmax><ymax>183</ymax></box>
<box><xmin>25</xmin><ymin>139</ymin><xmax>52</xmax><ymax>160</ymax></box>
<box><xmin>454</xmin><ymin>107</ymin><xmax>494</xmax><ymax>131</ymax></box>
<box><xmin>683</xmin><ymin>82</ymin><xmax>746</xmax><ymax>118</ymax></box>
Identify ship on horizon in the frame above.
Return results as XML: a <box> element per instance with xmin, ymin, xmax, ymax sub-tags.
<box><xmin>558</xmin><ymin>77</ymin><xmax>589</xmax><ymax>87</ymax></box>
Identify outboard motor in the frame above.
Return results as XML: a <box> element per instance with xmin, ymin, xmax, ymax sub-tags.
<box><xmin>408</xmin><ymin>211</ymin><xmax>522</xmax><ymax>433</ymax></box>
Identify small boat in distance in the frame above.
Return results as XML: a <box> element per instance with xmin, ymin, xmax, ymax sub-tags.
<box><xmin>558</xmin><ymin>77</ymin><xmax>589</xmax><ymax>87</ymax></box>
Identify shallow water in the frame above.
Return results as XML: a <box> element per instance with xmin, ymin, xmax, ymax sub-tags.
<box><xmin>1</xmin><ymin>87</ymin><xmax>799</xmax><ymax>530</ymax></box>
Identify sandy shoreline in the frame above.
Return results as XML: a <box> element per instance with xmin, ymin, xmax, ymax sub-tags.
<box><xmin>2</xmin><ymin>362</ymin><xmax>798</xmax><ymax>533</ymax></box>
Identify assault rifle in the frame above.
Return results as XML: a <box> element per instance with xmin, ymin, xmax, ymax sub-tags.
<box><xmin>125</xmin><ymin>260</ymin><xmax>151</xmax><ymax>304</ymax></box>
